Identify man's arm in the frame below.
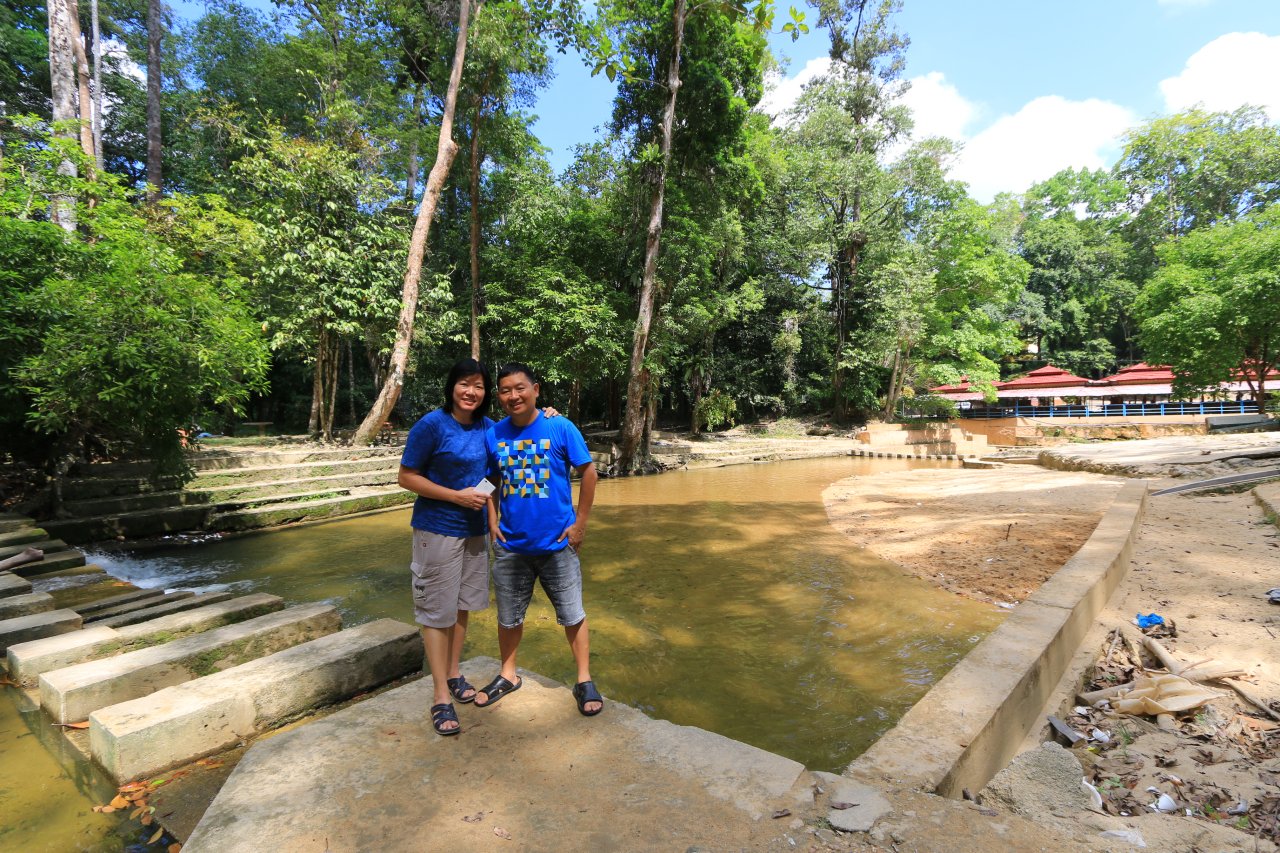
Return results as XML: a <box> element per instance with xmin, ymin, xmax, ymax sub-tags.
<box><xmin>558</xmin><ymin>461</ymin><xmax>597</xmax><ymax>551</ymax></box>
<box><xmin>397</xmin><ymin>465</ymin><xmax>488</xmax><ymax>511</ymax></box>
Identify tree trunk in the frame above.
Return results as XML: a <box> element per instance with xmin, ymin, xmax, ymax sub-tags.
<box><xmin>569</xmin><ymin>377</ymin><xmax>581</xmax><ymax>423</ymax></box>
<box><xmin>66</xmin><ymin>0</ymin><xmax>94</xmax><ymax>163</ymax></box>
<box><xmin>346</xmin><ymin>338</ymin><xmax>357</xmax><ymax>428</ymax></box>
<box><xmin>324</xmin><ymin>334</ymin><xmax>340</xmax><ymax>440</ymax></box>
<box><xmin>145</xmin><ymin>0</ymin><xmax>162</xmax><ymax>201</ymax></box>
<box><xmin>352</xmin><ymin>0</ymin><xmax>477</xmax><ymax>446</ymax></box>
<box><xmin>616</xmin><ymin>0</ymin><xmax>685</xmax><ymax>473</ymax></box>
<box><xmin>90</xmin><ymin>0</ymin><xmax>102</xmax><ymax>167</ymax></box>
<box><xmin>308</xmin><ymin>330</ymin><xmax>325</xmax><ymax>436</ymax></box>
<box><xmin>468</xmin><ymin>100</ymin><xmax>484</xmax><ymax>360</ymax></box>
<box><xmin>406</xmin><ymin>85</ymin><xmax>421</xmax><ymax>201</ymax></box>
<box><xmin>46</xmin><ymin>0</ymin><xmax>78</xmax><ymax>230</ymax></box>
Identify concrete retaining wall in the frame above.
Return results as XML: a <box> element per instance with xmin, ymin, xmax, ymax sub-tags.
<box><xmin>846</xmin><ymin>479</ymin><xmax>1148</xmax><ymax>797</ymax></box>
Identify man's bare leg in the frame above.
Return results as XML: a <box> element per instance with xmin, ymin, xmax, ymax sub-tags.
<box><xmin>565</xmin><ymin>619</ymin><xmax>600</xmax><ymax>713</ymax></box>
<box><xmin>475</xmin><ymin>623</ymin><xmax>522</xmax><ymax>706</ymax></box>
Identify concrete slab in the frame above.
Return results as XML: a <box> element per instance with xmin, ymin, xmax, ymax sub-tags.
<box><xmin>183</xmin><ymin>658</ymin><xmax>809</xmax><ymax>852</ymax></box>
<box><xmin>39</xmin><ymin>603</ymin><xmax>340</xmax><ymax>723</ymax></box>
<box><xmin>8</xmin><ymin>594</ymin><xmax>285</xmax><ymax>686</ymax></box>
<box><xmin>0</xmin><ymin>539</ymin><xmax>68</xmax><ymax>560</ymax></box>
<box><xmin>0</xmin><ymin>609</ymin><xmax>82</xmax><ymax>654</ymax></box>
<box><xmin>84</xmin><ymin>591</ymin><xmax>195</xmax><ymax>623</ymax></box>
<box><xmin>813</xmin><ymin>771</ymin><xmax>892</xmax><ymax>832</ymax></box>
<box><xmin>0</xmin><ymin>591</ymin><xmax>55</xmax><ymax>620</ymax></box>
<box><xmin>0</xmin><ymin>513</ymin><xmax>37</xmax><ymax>534</ymax></box>
<box><xmin>10</xmin><ymin>550</ymin><xmax>87</xmax><ymax>577</ymax></box>
<box><xmin>73</xmin><ymin>587</ymin><xmax>165</xmax><ymax>615</ymax></box>
<box><xmin>93</xmin><ymin>592</ymin><xmax>237</xmax><ymax>629</ymax></box>
<box><xmin>91</xmin><ymin>618</ymin><xmax>423</xmax><ymax>781</ymax></box>
<box><xmin>0</xmin><ymin>527</ymin><xmax>48</xmax><ymax>547</ymax></box>
<box><xmin>0</xmin><ymin>573</ymin><xmax>34</xmax><ymax>599</ymax></box>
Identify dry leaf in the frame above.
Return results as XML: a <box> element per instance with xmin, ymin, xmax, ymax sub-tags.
<box><xmin>830</xmin><ymin>801</ymin><xmax>856</xmax><ymax>810</ymax></box>
<box><xmin>168</xmin><ymin>844</ymin><xmax>182</xmax><ymax>853</ymax></box>
<box><xmin>0</xmin><ymin>675</ymin><xmax>18</xmax><ymax>687</ymax></box>
<box><xmin>55</xmin><ymin>721</ymin><xmax>91</xmax><ymax>730</ymax></box>
<box><xmin>110</xmin><ymin>794</ymin><xmax>129</xmax><ymax>809</ymax></box>
<box><xmin>130</xmin><ymin>807</ymin><xmax>144</xmax><ymax>820</ymax></box>
<box><xmin>493</xmin><ymin>826</ymin><xmax>512</xmax><ymax>840</ymax></box>
<box><xmin>461</xmin><ymin>812</ymin><xmax>485</xmax><ymax>823</ymax></box>
<box><xmin>100</xmin><ymin>805</ymin><xmax>116</xmax><ymax>814</ymax></box>
<box><xmin>149</xmin><ymin>828</ymin><xmax>164</xmax><ymax>844</ymax></box>
<box><xmin>771</xmin><ymin>809</ymin><xmax>791</xmax><ymax>819</ymax></box>
<box><xmin>141</xmin><ymin>813</ymin><xmax>154</xmax><ymax>826</ymax></box>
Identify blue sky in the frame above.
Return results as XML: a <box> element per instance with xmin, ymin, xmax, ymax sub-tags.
<box><xmin>531</xmin><ymin>0</ymin><xmax>1280</xmax><ymax>200</ymax></box>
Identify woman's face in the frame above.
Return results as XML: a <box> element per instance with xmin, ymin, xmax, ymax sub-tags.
<box><xmin>451</xmin><ymin>373</ymin><xmax>486</xmax><ymax>421</ymax></box>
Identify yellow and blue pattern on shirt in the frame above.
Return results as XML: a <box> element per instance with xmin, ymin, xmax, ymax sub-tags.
<box><xmin>497</xmin><ymin>437</ymin><xmax>553</xmax><ymax>498</ymax></box>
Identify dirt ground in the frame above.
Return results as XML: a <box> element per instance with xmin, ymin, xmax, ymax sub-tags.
<box><xmin>822</xmin><ymin>466</ymin><xmax>1125</xmax><ymax>603</ymax></box>
<box><xmin>813</xmin><ymin>459</ymin><xmax>1280</xmax><ymax>852</ymax></box>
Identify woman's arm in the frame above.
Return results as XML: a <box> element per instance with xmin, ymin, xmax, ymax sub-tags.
<box><xmin>398</xmin><ymin>465</ymin><xmax>488</xmax><ymax>510</ymax></box>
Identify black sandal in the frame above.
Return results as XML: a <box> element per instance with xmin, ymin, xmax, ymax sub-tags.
<box><xmin>474</xmin><ymin>674</ymin><xmax>521</xmax><ymax>708</ymax></box>
<box><xmin>447</xmin><ymin>675</ymin><xmax>476</xmax><ymax>704</ymax></box>
<box><xmin>572</xmin><ymin>680</ymin><xmax>604</xmax><ymax>717</ymax></box>
<box><xmin>430</xmin><ymin>702</ymin><xmax>460</xmax><ymax>736</ymax></box>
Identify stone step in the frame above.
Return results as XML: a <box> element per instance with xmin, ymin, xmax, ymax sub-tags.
<box><xmin>0</xmin><ymin>591</ymin><xmax>55</xmax><ymax>620</ymax></box>
<box><xmin>0</xmin><ymin>527</ymin><xmax>48</xmax><ymax>547</ymax></box>
<box><xmin>43</xmin><ymin>506</ymin><xmax>213</xmax><ymax>546</ymax></box>
<box><xmin>185</xmin><ymin>446</ymin><xmax>402</xmax><ymax>474</ymax></box>
<box><xmin>62</xmin><ymin>489</ymin><xmax>206</xmax><ymax>517</ymax></box>
<box><xmin>207</xmin><ymin>487</ymin><xmax>413</xmax><ymax>532</ymax></box>
<box><xmin>90</xmin><ymin>618</ymin><xmax>423</xmax><ymax>782</ymax></box>
<box><xmin>28</xmin><ymin>564</ymin><xmax>107</xmax><ymax>584</ymax></box>
<box><xmin>0</xmin><ymin>513</ymin><xmax>38</xmax><ymax>534</ymax></box>
<box><xmin>0</xmin><ymin>573</ymin><xmax>34</xmax><ymax>599</ymax></box>
<box><xmin>9</xmin><ymin>550</ymin><xmax>87</xmax><ymax>577</ymax></box>
<box><xmin>70</xmin><ymin>587</ymin><xmax>165</xmax><ymax>616</ymax></box>
<box><xmin>59</xmin><ymin>474</ymin><xmax>186</xmax><ymax>501</ymax></box>
<box><xmin>0</xmin><ymin>539</ymin><xmax>70</xmax><ymax>561</ymax></box>
<box><xmin>0</xmin><ymin>609</ymin><xmax>82</xmax><ymax>654</ymax></box>
<box><xmin>83</xmin><ymin>591</ymin><xmax>196</xmax><ymax>623</ymax></box>
<box><xmin>92</xmin><ymin>592</ymin><xmax>237</xmax><ymax>629</ymax></box>
<box><xmin>39</xmin><ymin>602</ymin><xmax>340</xmax><ymax>723</ymax></box>
<box><xmin>194</xmin><ymin>467</ymin><xmax>396</xmax><ymax>504</ymax></box>
<box><xmin>8</xmin><ymin>593</ymin><xmax>285</xmax><ymax>686</ymax></box>
<box><xmin>191</xmin><ymin>455</ymin><xmax>398</xmax><ymax>488</ymax></box>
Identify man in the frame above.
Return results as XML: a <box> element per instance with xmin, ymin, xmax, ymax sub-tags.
<box><xmin>475</xmin><ymin>363</ymin><xmax>603</xmax><ymax>716</ymax></box>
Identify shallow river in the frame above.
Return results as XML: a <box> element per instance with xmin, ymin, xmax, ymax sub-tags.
<box><xmin>3</xmin><ymin>456</ymin><xmax>1004</xmax><ymax>848</ymax></box>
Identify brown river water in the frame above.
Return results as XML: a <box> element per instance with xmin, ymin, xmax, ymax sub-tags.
<box><xmin>2</xmin><ymin>456</ymin><xmax>1004</xmax><ymax>849</ymax></box>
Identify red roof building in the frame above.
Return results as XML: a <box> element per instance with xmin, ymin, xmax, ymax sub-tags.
<box><xmin>993</xmin><ymin>365</ymin><xmax>1090</xmax><ymax>400</ymax></box>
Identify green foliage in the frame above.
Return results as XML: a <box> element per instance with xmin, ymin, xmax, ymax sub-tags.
<box><xmin>693</xmin><ymin>389</ymin><xmax>737</xmax><ymax>432</ymax></box>
<box><xmin>1136</xmin><ymin>206</ymin><xmax>1280</xmax><ymax>405</ymax></box>
<box><xmin>1</xmin><ymin>118</ymin><xmax>269</xmax><ymax>469</ymax></box>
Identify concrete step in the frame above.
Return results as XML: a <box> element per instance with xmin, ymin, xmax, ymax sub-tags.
<box><xmin>0</xmin><ymin>591</ymin><xmax>55</xmax><ymax>620</ymax></box>
<box><xmin>28</xmin><ymin>564</ymin><xmax>106</xmax><ymax>584</ymax></box>
<box><xmin>0</xmin><ymin>609</ymin><xmax>82</xmax><ymax>654</ymax></box>
<box><xmin>91</xmin><ymin>618</ymin><xmax>423</xmax><ymax>782</ymax></box>
<box><xmin>69</xmin><ymin>587</ymin><xmax>165</xmax><ymax>616</ymax></box>
<box><xmin>83</xmin><ymin>591</ymin><xmax>196</xmax><ymax>623</ymax></box>
<box><xmin>92</xmin><ymin>592</ymin><xmax>237</xmax><ymax>629</ymax></box>
<box><xmin>0</xmin><ymin>513</ymin><xmax>39</xmax><ymax>534</ymax></box>
<box><xmin>193</xmin><ymin>467</ymin><xmax>396</xmax><ymax>503</ymax></box>
<box><xmin>9</xmin><ymin>550</ymin><xmax>87</xmax><ymax>577</ymax></box>
<box><xmin>191</xmin><ymin>455</ymin><xmax>398</xmax><ymax>488</ymax></box>
<box><xmin>43</xmin><ymin>506</ymin><xmax>213</xmax><ymax>545</ymax></box>
<box><xmin>59</xmin><ymin>475</ymin><xmax>185</xmax><ymax>501</ymax></box>
<box><xmin>0</xmin><ymin>527</ymin><xmax>48</xmax><ymax>547</ymax></box>
<box><xmin>8</xmin><ymin>593</ymin><xmax>285</xmax><ymax>686</ymax></box>
<box><xmin>38</xmin><ymin>602</ymin><xmax>340</xmax><ymax>723</ymax></box>
<box><xmin>0</xmin><ymin>573</ymin><xmax>34</xmax><ymax>599</ymax></box>
<box><xmin>207</xmin><ymin>487</ymin><xmax>413</xmax><ymax>532</ymax></box>
<box><xmin>0</xmin><ymin>539</ymin><xmax>70</xmax><ymax>561</ymax></box>
<box><xmin>62</xmin><ymin>489</ymin><xmax>204</xmax><ymax>517</ymax></box>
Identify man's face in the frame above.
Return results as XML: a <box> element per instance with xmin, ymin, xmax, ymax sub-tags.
<box><xmin>497</xmin><ymin>372</ymin><xmax>539</xmax><ymax>418</ymax></box>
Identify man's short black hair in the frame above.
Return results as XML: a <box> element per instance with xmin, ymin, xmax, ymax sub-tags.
<box><xmin>496</xmin><ymin>362</ymin><xmax>538</xmax><ymax>385</ymax></box>
<box><xmin>442</xmin><ymin>357</ymin><xmax>491</xmax><ymax>419</ymax></box>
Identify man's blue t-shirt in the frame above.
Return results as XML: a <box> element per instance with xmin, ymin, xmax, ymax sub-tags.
<box><xmin>487</xmin><ymin>411</ymin><xmax>592</xmax><ymax>555</ymax></box>
<box><xmin>401</xmin><ymin>408</ymin><xmax>494</xmax><ymax>538</ymax></box>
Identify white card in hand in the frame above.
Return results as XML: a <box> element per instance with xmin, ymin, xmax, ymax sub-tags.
<box><xmin>473</xmin><ymin>478</ymin><xmax>496</xmax><ymax>496</ymax></box>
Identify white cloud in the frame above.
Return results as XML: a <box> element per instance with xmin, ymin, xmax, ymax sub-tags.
<box><xmin>899</xmin><ymin>71</ymin><xmax>978</xmax><ymax>141</ymax></box>
<box><xmin>952</xmin><ymin>96</ymin><xmax>1136</xmax><ymax>202</ymax></box>
<box><xmin>1159</xmin><ymin>32</ymin><xmax>1280</xmax><ymax>120</ymax></box>
<box><xmin>759</xmin><ymin>63</ymin><xmax>1136</xmax><ymax>203</ymax></box>
<box><xmin>758</xmin><ymin>56</ymin><xmax>831</xmax><ymax>120</ymax></box>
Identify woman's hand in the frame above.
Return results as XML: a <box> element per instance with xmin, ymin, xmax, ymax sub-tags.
<box><xmin>543</xmin><ymin>406</ymin><xmax>561</xmax><ymax>418</ymax></box>
<box><xmin>453</xmin><ymin>487</ymin><xmax>489</xmax><ymax>511</ymax></box>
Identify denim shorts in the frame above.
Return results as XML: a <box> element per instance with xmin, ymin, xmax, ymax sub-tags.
<box><xmin>492</xmin><ymin>546</ymin><xmax>586</xmax><ymax>629</ymax></box>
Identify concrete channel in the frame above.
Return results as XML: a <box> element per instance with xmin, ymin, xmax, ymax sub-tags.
<box><xmin>0</xmin><ymin>461</ymin><xmax>1155</xmax><ymax>846</ymax></box>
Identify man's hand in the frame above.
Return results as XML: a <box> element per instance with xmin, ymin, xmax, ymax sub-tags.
<box><xmin>557</xmin><ymin>521</ymin><xmax>587</xmax><ymax>552</ymax></box>
<box><xmin>453</xmin><ymin>487</ymin><xmax>489</xmax><ymax>511</ymax></box>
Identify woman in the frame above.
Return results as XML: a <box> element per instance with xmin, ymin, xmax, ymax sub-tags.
<box><xmin>397</xmin><ymin>358</ymin><xmax>498</xmax><ymax>736</ymax></box>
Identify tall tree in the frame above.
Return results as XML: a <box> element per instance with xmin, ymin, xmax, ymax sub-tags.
<box><xmin>146</xmin><ymin>0</ymin><xmax>162</xmax><ymax>199</ymax></box>
<box><xmin>352</xmin><ymin>0</ymin><xmax>476</xmax><ymax>445</ymax></box>
<box><xmin>45</xmin><ymin>0</ymin><xmax>78</xmax><ymax>229</ymax></box>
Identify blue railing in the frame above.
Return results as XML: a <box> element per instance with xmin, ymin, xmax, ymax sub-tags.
<box><xmin>945</xmin><ymin>400</ymin><xmax>1260</xmax><ymax>420</ymax></box>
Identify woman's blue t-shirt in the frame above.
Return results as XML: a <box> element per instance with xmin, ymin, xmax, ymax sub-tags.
<box><xmin>400</xmin><ymin>408</ymin><xmax>494</xmax><ymax>538</ymax></box>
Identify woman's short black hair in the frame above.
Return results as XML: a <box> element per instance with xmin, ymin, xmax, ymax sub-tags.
<box><xmin>442</xmin><ymin>358</ymin><xmax>491</xmax><ymax>419</ymax></box>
